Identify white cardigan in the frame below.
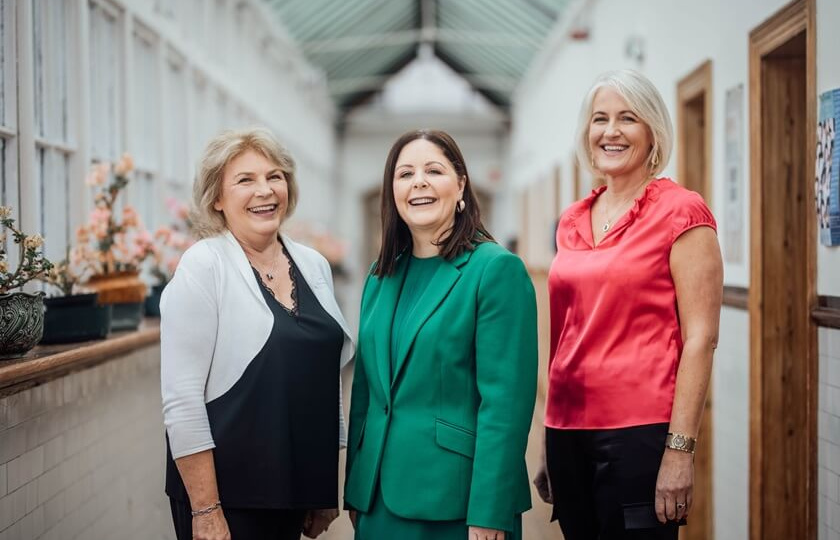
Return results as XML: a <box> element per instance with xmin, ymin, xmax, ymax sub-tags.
<box><xmin>160</xmin><ymin>230</ymin><xmax>355</xmax><ymax>459</ymax></box>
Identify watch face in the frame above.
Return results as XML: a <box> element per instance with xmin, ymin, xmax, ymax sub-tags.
<box><xmin>673</xmin><ymin>434</ymin><xmax>686</xmax><ymax>448</ymax></box>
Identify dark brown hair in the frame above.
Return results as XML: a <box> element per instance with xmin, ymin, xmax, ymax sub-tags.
<box><xmin>374</xmin><ymin>129</ymin><xmax>494</xmax><ymax>277</ymax></box>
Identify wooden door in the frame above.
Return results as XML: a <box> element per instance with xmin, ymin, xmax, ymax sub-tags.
<box><xmin>748</xmin><ymin>1</ymin><xmax>817</xmax><ymax>538</ymax></box>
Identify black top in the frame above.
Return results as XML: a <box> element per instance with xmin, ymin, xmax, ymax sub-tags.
<box><xmin>166</xmin><ymin>250</ymin><xmax>344</xmax><ymax>509</ymax></box>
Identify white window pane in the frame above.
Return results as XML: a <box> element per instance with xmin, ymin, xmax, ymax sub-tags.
<box><xmin>132</xmin><ymin>171</ymin><xmax>155</xmax><ymax>229</ymax></box>
<box><xmin>38</xmin><ymin>147</ymin><xmax>70</xmax><ymax>261</ymax></box>
<box><xmin>0</xmin><ymin>138</ymin><xmax>7</xmax><ymax>206</ymax></box>
<box><xmin>163</xmin><ymin>57</ymin><xmax>187</xmax><ymax>183</ymax></box>
<box><xmin>33</xmin><ymin>0</ymin><xmax>70</xmax><ymax>142</ymax></box>
<box><xmin>89</xmin><ymin>4</ymin><xmax>121</xmax><ymax>161</ymax></box>
<box><xmin>0</xmin><ymin>0</ymin><xmax>6</xmax><ymax>126</ymax></box>
<box><xmin>133</xmin><ymin>31</ymin><xmax>159</xmax><ymax>170</ymax></box>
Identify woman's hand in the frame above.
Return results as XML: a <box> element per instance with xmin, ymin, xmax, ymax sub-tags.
<box><xmin>655</xmin><ymin>448</ymin><xmax>694</xmax><ymax>523</ymax></box>
<box><xmin>533</xmin><ymin>463</ymin><xmax>553</xmax><ymax>504</ymax></box>
<box><xmin>468</xmin><ymin>526</ymin><xmax>506</xmax><ymax>539</ymax></box>
<box><xmin>533</xmin><ymin>437</ymin><xmax>553</xmax><ymax>504</ymax></box>
<box><xmin>302</xmin><ymin>508</ymin><xmax>339</xmax><ymax>538</ymax></box>
<box><xmin>192</xmin><ymin>510</ymin><xmax>231</xmax><ymax>540</ymax></box>
<box><xmin>349</xmin><ymin>509</ymin><xmax>357</xmax><ymax>529</ymax></box>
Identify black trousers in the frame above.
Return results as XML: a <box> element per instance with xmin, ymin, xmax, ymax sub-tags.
<box><xmin>545</xmin><ymin>423</ymin><xmax>682</xmax><ymax>540</ymax></box>
<box><xmin>170</xmin><ymin>498</ymin><xmax>306</xmax><ymax>540</ymax></box>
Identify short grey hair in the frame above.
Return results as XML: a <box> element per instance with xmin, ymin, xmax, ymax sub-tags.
<box><xmin>575</xmin><ymin>69</ymin><xmax>674</xmax><ymax>179</ymax></box>
<box><xmin>191</xmin><ymin>127</ymin><xmax>298</xmax><ymax>239</ymax></box>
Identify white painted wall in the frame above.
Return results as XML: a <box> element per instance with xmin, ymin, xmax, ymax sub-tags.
<box><xmin>509</xmin><ymin>0</ymin><xmax>840</xmax><ymax>537</ymax></box>
<box><xmin>713</xmin><ymin>308</ymin><xmax>750</xmax><ymax>540</ymax></box>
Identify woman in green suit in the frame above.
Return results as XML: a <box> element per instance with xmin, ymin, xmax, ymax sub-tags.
<box><xmin>344</xmin><ymin>129</ymin><xmax>538</xmax><ymax>540</ymax></box>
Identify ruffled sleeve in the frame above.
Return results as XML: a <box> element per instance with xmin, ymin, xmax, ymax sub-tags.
<box><xmin>671</xmin><ymin>190</ymin><xmax>717</xmax><ymax>245</ymax></box>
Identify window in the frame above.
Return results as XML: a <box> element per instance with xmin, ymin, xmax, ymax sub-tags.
<box><xmin>0</xmin><ymin>0</ymin><xmax>16</xmax><ymax>211</ymax></box>
<box><xmin>33</xmin><ymin>0</ymin><xmax>74</xmax><ymax>260</ymax></box>
<box><xmin>89</xmin><ymin>1</ymin><xmax>122</xmax><ymax>162</ymax></box>
<box><xmin>130</xmin><ymin>26</ymin><xmax>160</xmax><ymax>229</ymax></box>
<box><xmin>0</xmin><ymin>0</ymin><xmax>7</xmax><ymax>128</ymax></box>
<box><xmin>162</xmin><ymin>52</ymin><xmax>188</xmax><ymax>187</ymax></box>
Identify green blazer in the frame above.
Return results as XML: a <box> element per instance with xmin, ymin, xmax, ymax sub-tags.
<box><xmin>344</xmin><ymin>241</ymin><xmax>538</xmax><ymax>533</ymax></box>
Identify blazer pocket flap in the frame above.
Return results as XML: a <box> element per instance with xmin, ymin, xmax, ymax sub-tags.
<box><xmin>435</xmin><ymin>419</ymin><xmax>476</xmax><ymax>458</ymax></box>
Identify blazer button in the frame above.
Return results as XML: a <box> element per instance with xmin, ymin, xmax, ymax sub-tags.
<box><xmin>384</xmin><ymin>405</ymin><xmax>389</xmax><ymax>415</ymax></box>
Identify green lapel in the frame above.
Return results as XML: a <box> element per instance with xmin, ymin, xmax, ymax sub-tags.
<box><xmin>371</xmin><ymin>254</ymin><xmax>408</xmax><ymax>402</ymax></box>
<box><xmin>390</xmin><ymin>248</ymin><xmax>474</xmax><ymax>388</ymax></box>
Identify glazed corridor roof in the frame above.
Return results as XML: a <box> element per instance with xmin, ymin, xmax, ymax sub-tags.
<box><xmin>266</xmin><ymin>0</ymin><xmax>572</xmax><ymax>112</ymax></box>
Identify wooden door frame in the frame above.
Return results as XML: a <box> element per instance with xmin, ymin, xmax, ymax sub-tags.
<box><xmin>677</xmin><ymin>60</ymin><xmax>713</xmax><ymax>199</ymax></box>
<box><xmin>676</xmin><ymin>59</ymin><xmax>715</xmax><ymax>540</ymax></box>
<box><xmin>748</xmin><ymin>1</ymin><xmax>817</xmax><ymax>539</ymax></box>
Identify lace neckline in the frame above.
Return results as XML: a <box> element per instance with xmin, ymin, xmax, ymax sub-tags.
<box><xmin>252</xmin><ymin>240</ymin><xmax>299</xmax><ymax>317</ymax></box>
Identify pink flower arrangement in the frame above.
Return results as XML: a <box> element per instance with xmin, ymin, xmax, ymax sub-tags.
<box><xmin>74</xmin><ymin>155</ymin><xmax>159</xmax><ymax>277</ymax></box>
<box><xmin>150</xmin><ymin>197</ymin><xmax>195</xmax><ymax>285</ymax></box>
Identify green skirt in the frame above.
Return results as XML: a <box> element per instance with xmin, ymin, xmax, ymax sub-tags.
<box><xmin>355</xmin><ymin>488</ymin><xmax>522</xmax><ymax>540</ymax></box>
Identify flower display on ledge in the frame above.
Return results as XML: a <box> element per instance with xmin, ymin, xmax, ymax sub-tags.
<box><xmin>74</xmin><ymin>154</ymin><xmax>159</xmax><ymax>278</ymax></box>
<box><xmin>285</xmin><ymin>221</ymin><xmax>347</xmax><ymax>276</ymax></box>
<box><xmin>0</xmin><ymin>207</ymin><xmax>54</xmax><ymax>294</ymax></box>
<box><xmin>150</xmin><ymin>197</ymin><xmax>195</xmax><ymax>286</ymax></box>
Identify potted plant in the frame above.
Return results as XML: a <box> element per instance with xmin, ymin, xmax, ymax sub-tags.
<box><xmin>144</xmin><ymin>197</ymin><xmax>195</xmax><ymax>317</ymax></box>
<box><xmin>0</xmin><ymin>207</ymin><xmax>53</xmax><ymax>358</ymax></box>
<box><xmin>75</xmin><ymin>154</ymin><xmax>157</xmax><ymax>331</ymax></box>
<box><xmin>37</xmin><ymin>249</ymin><xmax>112</xmax><ymax>344</ymax></box>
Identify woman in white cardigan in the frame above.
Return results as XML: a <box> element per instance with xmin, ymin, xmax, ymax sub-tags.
<box><xmin>161</xmin><ymin>127</ymin><xmax>354</xmax><ymax>540</ymax></box>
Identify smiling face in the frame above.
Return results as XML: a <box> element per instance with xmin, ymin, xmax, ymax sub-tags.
<box><xmin>588</xmin><ymin>87</ymin><xmax>654</xmax><ymax>180</ymax></box>
<box><xmin>213</xmin><ymin>149</ymin><xmax>288</xmax><ymax>244</ymax></box>
<box><xmin>392</xmin><ymin>138</ymin><xmax>465</xmax><ymax>241</ymax></box>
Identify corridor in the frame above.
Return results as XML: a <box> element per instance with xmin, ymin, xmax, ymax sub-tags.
<box><xmin>0</xmin><ymin>1</ymin><xmax>839</xmax><ymax>539</ymax></box>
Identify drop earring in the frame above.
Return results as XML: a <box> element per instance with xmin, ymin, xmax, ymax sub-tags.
<box><xmin>456</xmin><ymin>200</ymin><xmax>465</xmax><ymax>213</ymax></box>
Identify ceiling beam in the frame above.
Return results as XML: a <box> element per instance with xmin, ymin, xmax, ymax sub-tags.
<box><xmin>303</xmin><ymin>29</ymin><xmax>541</xmax><ymax>54</ymax></box>
<box><xmin>327</xmin><ymin>72</ymin><xmax>518</xmax><ymax>95</ymax></box>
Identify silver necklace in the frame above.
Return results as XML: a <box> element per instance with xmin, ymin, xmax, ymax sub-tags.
<box><xmin>249</xmin><ymin>244</ymin><xmax>283</xmax><ymax>281</ymax></box>
<box><xmin>600</xmin><ymin>180</ymin><xmax>650</xmax><ymax>232</ymax></box>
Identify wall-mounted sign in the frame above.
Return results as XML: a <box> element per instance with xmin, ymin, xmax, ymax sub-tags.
<box><xmin>723</xmin><ymin>84</ymin><xmax>745</xmax><ymax>263</ymax></box>
<box><xmin>817</xmin><ymin>88</ymin><xmax>840</xmax><ymax>246</ymax></box>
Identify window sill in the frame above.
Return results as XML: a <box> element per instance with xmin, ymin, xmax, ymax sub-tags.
<box><xmin>0</xmin><ymin>319</ymin><xmax>160</xmax><ymax>397</ymax></box>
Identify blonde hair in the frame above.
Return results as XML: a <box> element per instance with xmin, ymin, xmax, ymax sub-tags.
<box><xmin>191</xmin><ymin>127</ymin><xmax>298</xmax><ymax>238</ymax></box>
<box><xmin>575</xmin><ymin>69</ymin><xmax>674</xmax><ymax>178</ymax></box>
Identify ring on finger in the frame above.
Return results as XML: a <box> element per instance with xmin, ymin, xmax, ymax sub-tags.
<box><xmin>676</xmin><ymin>502</ymin><xmax>686</xmax><ymax>510</ymax></box>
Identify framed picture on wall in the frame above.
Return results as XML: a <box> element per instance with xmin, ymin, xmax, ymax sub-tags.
<box><xmin>816</xmin><ymin>88</ymin><xmax>840</xmax><ymax>247</ymax></box>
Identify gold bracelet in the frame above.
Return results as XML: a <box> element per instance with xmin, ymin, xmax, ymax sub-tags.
<box><xmin>191</xmin><ymin>501</ymin><xmax>222</xmax><ymax>517</ymax></box>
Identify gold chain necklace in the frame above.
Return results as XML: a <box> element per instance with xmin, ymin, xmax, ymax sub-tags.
<box><xmin>600</xmin><ymin>179</ymin><xmax>650</xmax><ymax>233</ymax></box>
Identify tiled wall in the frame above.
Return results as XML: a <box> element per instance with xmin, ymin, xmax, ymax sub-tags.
<box><xmin>0</xmin><ymin>347</ymin><xmax>170</xmax><ymax>540</ymax></box>
<box><xmin>820</xmin><ymin>328</ymin><xmax>840</xmax><ymax>540</ymax></box>
<box><xmin>713</xmin><ymin>307</ymin><xmax>750</xmax><ymax>540</ymax></box>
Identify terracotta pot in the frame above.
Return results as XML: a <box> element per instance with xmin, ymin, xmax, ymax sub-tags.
<box><xmin>0</xmin><ymin>291</ymin><xmax>45</xmax><ymax>359</ymax></box>
<box><xmin>86</xmin><ymin>271</ymin><xmax>147</xmax><ymax>304</ymax></box>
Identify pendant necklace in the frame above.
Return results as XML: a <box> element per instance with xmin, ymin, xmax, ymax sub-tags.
<box><xmin>250</xmin><ymin>243</ymin><xmax>283</xmax><ymax>281</ymax></box>
<box><xmin>600</xmin><ymin>179</ymin><xmax>650</xmax><ymax>233</ymax></box>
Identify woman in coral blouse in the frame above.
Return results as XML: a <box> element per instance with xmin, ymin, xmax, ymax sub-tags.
<box><xmin>534</xmin><ymin>70</ymin><xmax>723</xmax><ymax>540</ymax></box>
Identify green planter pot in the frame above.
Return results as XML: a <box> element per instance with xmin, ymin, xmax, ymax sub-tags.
<box><xmin>143</xmin><ymin>283</ymin><xmax>166</xmax><ymax>318</ymax></box>
<box><xmin>110</xmin><ymin>302</ymin><xmax>144</xmax><ymax>332</ymax></box>
<box><xmin>40</xmin><ymin>293</ymin><xmax>112</xmax><ymax>344</ymax></box>
<box><xmin>0</xmin><ymin>291</ymin><xmax>45</xmax><ymax>359</ymax></box>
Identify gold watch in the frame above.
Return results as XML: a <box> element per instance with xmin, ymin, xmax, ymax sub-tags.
<box><xmin>665</xmin><ymin>432</ymin><xmax>697</xmax><ymax>454</ymax></box>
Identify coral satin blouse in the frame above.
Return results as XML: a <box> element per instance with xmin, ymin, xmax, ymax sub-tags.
<box><xmin>546</xmin><ymin>178</ymin><xmax>716</xmax><ymax>429</ymax></box>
